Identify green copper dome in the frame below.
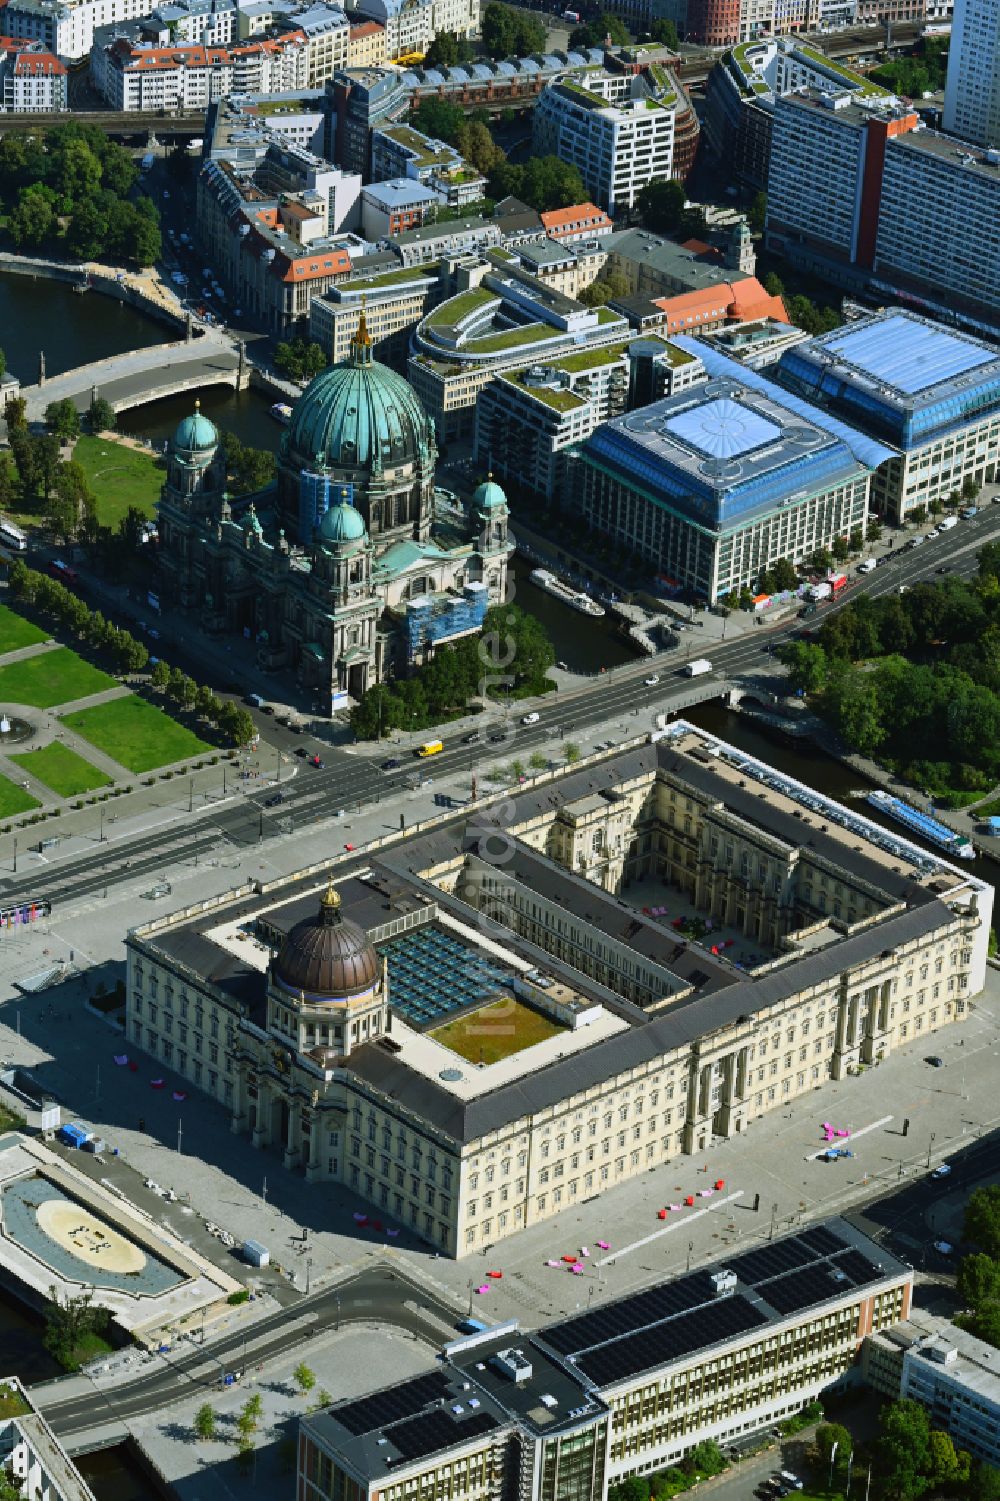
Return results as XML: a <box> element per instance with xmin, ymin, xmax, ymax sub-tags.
<box><xmin>318</xmin><ymin>498</ymin><xmax>367</xmax><ymax>546</ymax></box>
<box><xmin>285</xmin><ymin>318</ymin><xmax>430</xmax><ymax>472</ymax></box>
<box><xmin>473</xmin><ymin>477</ymin><xmax>507</xmax><ymax>511</ymax></box>
<box><xmin>173</xmin><ymin>401</ymin><xmax>219</xmax><ymax>453</ymax></box>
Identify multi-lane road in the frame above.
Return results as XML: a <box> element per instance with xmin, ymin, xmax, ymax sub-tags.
<box><xmin>2</xmin><ymin>509</ymin><xmax>998</xmax><ymax>914</ymax></box>
<box><xmin>35</xmin><ymin>1264</ymin><xmax>462</xmax><ymax>1436</ymax></box>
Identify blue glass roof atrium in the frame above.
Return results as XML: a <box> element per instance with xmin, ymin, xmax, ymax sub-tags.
<box><xmin>776</xmin><ymin>311</ymin><xmax>1000</xmax><ymax>449</ymax></box>
<box><xmin>379</xmin><ymin>926</ymin><xmax>513</xmax><ymax>1029</ymax></box>
<box><xmin>582</xmin><ymin>378</ymin><xmax>865</xmax><ymax>533</ymax></box>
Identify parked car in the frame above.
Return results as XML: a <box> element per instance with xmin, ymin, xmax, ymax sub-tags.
<box><xmin>382</xmin><ymin>758</ymin><xmax>401</xmax><ymax>770</ymax></box>
<box><xmin>926</xmin><ymin>1055</ymin><xmax>944</xmax><ymax>1068</ymax></box>
<box><xmin>294</xmin><ymin>747</ymin><xmax>309</xmax><ymax>758</ymax></box>
<box><xmin>933</xmin><ymin>1240</ymin><xmax>955</xmax><ymax>1255</ymax></box>
<box><xmin>931</xmin><ymin>1163</ymin><xmax>952</xmax><ymax>1179</ymax></box>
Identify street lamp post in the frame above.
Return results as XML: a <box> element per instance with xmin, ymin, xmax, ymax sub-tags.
<box><xmin>926</xmin><ymin>1131</ymin><xmax>936</xmax><ymax>1169</ymax></box>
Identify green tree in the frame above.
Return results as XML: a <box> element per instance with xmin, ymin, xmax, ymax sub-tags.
<box><xmin>8</xmin><ymin>184</ymin><xmax>55</xmax><ymax>249</ymax></box>
<box><xmin>648</xmin><ymin>17</ymin><xmax>679</xmax><ymax>46</ymax></box>
<box><xmin>873</xmin><ymin>1398</ymin><xmax>931</xmax><ymax>1501</ymax></box>
<box><xmin>963</xmin><ymin>475</ymin><xmax>981</xmax><ymax>503</ymax></box>
<box><xmin>778</xmin><ymin>640</ymin><xmax>828</xmax><ymax>695</ymax></box>
<box><xmin>609</xmin><ymin>1478</ymin><xmax>649</xmax><ymax>1501</ymax></box>
<box><xmin>911</xmin><ymin>504</ymin><xmax>927</xmax><ymax>526</ymax></box>
<box><xmin>194</xmin><ymin>1403</ymin><xmax>216</xmax><ymax>1441</ymax></box>
<box><xmin>832</xmin><ymin>535</ymin><xmax>850</xmax><ymax>563</ymax></box>
<box><xmin>293</xmin><ymin>1362</ymin><xmax>317</xmax><ymax>1395</ymax></box>
<box><xmin>245</xmin><ymin>1392</ymin><xmax>264</xmax><ymax>1423</ymax></box>
<box><xmin>423</xmin><ymin>29</ymin><xmax>460</xmax><ymax>65</ymax></box>
<box><xmin>866</xmin><ymin>518</ymin><xmax>883</xmax><ymax>542</ymax></box>
<box><xmin>748</xmin><ymin>190</ymin><xmax>767</xmax><ymax>234</ymax></box>
<box><xmin>275</xmin><ymin>339</ymin><xmax>328</xmax><ymax>383</ymax></box>
<box><xmin>564</xmin><ymin>742</ymin><xmax>581</xmax><ymax>763</ymax></box>
<box><xmin>456</xmin><ymin>118</ymin><xmax>505</xmax><ymax>175</ymax></box>
<box><xmin>150</xmin><ymin>659</ymin><xmax>170</xmax><ymax>690</ymax></box>
<box><xmin>684</xmin><ymin>1440</ymin><xmax>725</xmax><ymax>1478</ymax></box>
<box><xmin>411</xmin><ymin>96</ymin><xmax>467</xmax><ymax>143</ymax></box>
<box><xmin>956</xmin><ymin>1252</ymin><xmax>1000</xmax><ymax>1311</ymax></box>
<box><xmin>849</xmin><ymin>527</ymin><xmax>864</xmax><ymax>552</ymax></box>
<box><xmin>43</xmin><ymin>1287</ymin><xmax>109</xmax><ymax>1370</ymax></box>
<box><xmin>636</xmin><ymin>177</ymin><xmax>686</xmax><ymax>233</ymax></box>
<box><xmin>570</xmin><ymin>11</ymin><xmax>630</xmax><ymax>47</ymax></box>
<box><xmin>4</xmin><ymin>393</ymin><xmax>28</xmax><ymax>432</ymax></box>
<box><xmin>236</xmin><ymin>1435</ymin><xmax>255</xmax><ymax>1472</ymax></box>
<box><xmin>927</xmin><ymin>1430</ymin><xmax>970</xmax><ymax>1490</ymax></box>
<box><xmin>481</xmin><ymin>1</ymin><xmax>545</xmax><ymax>57</ymax></box>
<box><xmin>44</xmin><ymin>398</ymin><xmax>81</xmax><ymax>442</ymax></box>
<box><xmin>88</xmin><ymin>396</ymin><xmax>116</xmax><ymax>434</ymax></box>
<box><xmin>965</xmin><ymin>1184</ymin><xmax>1000</xmax><ymax>1259</ymax></box>
<box><xmin>228</xmin><ymin>706</ymin><xmax>257</xmax><ymax>747</ymax></box>
<box><xmin>813</xmin><ymin>1423</ymin><xmax>852</xmax><ymax>1470</ymax></box>
<box><xmin>577</xmin><ymin>270</ymin><xmax>630</xmax><ymax>307</ymax></box>
<box><xmin>488</xmin><ymin>156</ymin><xmax>587</xmax><ymax>213</ymax></box>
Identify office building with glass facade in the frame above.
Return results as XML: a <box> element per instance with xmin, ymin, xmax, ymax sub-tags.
<box><xmin>298</xmin><ymin>1219</ymin><xmax>912</xmax><ymax>1501</ymax></box>
<box><xmin>776</xmin><ymin>311</ymin><xmax>1000</xmax><ymax>522</ymax></box>
<box><xmin>571</xmin><ymin>368</ymin><xmax>884</xmax><ymax>602</ymax></box>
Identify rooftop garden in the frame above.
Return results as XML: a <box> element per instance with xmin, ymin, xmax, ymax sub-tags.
<box><xmin>426</xmin><ymin>286</ymin><xmax>497</xmax><ymax>330</ymax></box>
<box><xmin>339</xmin><ymin>265</ymin><xmax>436</xmax><ymax>292</ymax></box>
<box><xmin>552</xmin><ymin>341</ymin><xmax>629</xmax><ymax>373</ymax></box>
<box><xmin>558</xmin><ymin>79</ymin><xmax>606</xmax><ymax>109</ymax></box>
<box><xmin>467</xmin><ymin>321</ymin><xmax>551</xmax><ymax>353</ymax></box>
<box><xmin>506</xmin><ymin>372</ymin><xmax>586</xmax><ymax>411</ymax></box>
<box><xmin>596</xmin><ymin>306</ymin><xmax>624</xmax><ymax>324</ymax></box>
<box><xmin>796</xmin><ymin>42</ymin><xmax>889</xmax><ymax>96</ymax></box>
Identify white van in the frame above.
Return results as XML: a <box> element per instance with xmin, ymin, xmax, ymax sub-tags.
<box><xmin>857</xmin><ymin>558</ymin><xmax>877</xmax><ymax>574</ymax></box>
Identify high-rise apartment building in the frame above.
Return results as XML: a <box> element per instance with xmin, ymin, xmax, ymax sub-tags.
<box><xmin>766</xmin><ymin>90</ymin><xmax>917</xmax><ymax>276</ymax></box>
<box><xmin>943</xmin><ymin>0</ymin><xmax>1000</xmax><ymax>148</ymax></box>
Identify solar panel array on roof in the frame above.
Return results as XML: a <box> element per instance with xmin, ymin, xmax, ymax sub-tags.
<box><xmin>726</xmin><ymin>1226</ymin><xmax>848</xmax><ymax>1287</ymax></box>
<box><xmin>574</xmin><ymin>1296</ymin><xmax>769</xmax><ymax>1387</ymax></box>
<box><xmin>543</xmin><ymin>1272</ymin><xmax>717</xmax><ymax>1357</ymax></box>
<box><xmin>336</xmin><ymin>1371</ymin><xmax>452</xmax><ymax>1435</ymax></box>
<box><xmin>798</xmin><ymin>1224</ymin><xmax>846</xmax><ymax>1257</ymax></box>
<box><xmin>388</xmin><ymin>1409</ymin><xmax>498</xmax><ymax>1463</ymax></box>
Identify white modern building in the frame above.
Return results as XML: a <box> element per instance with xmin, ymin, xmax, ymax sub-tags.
<box><xmin>0</xmin><ymin>1378</ymin><xmax>98</xmax><ymax>1501</ymax></box>
<box><xmin>532</xmin><ymin>64</ymin><xmax>680</xmax><ymax>216</ymax></box>
<box><xmin>0</xmin><ymin>37</ymin><xmax>67</xmax><ymax>107</ymax></box>
<box><xmin>343</xmin><ymin>0</ymin><xmax>476</xmax><ymax>60</ymax></box>
<box><xmin>299</xmin><ymin>1221</ymin><xmax>913</xmax><ymax>1501</ymax></box>
<box><xmin>99</xmin><ymin>30</ymin><xmax>308</xmax><ymax>108</ymax></box>
<box><xmin>273</xmin><ymin>3</ymin><xmax>347</xmax><ymax>86</ymax></box>
<box><xmin>864</xmin><ymin>1315</ymin><xmax>1000</xmax><ymax>1470</ymax></box>
<box><xmin>873</xmin><ymin>128</ymin><xmax>1000</xmax><ymax>334</ymax></box>
<box><xmin>144</xmin><ymin>0</ymin><xmax>238</xmax><ymax>45</ymax></box>
<box><xmin>1</xmin><ymin>0</ymin><xmax>153</xmax><ymax>61</ymax></box>
<box><xmin>942</xmin><ymin>0</ymin><xmax>1000</xmax><ymax>148</ymax></box>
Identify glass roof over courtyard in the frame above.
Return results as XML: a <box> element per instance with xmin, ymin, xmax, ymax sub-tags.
<box><xmin>380</xmin><ymin>927</ymin><xmax>513</xmax><ymax>1028</ymax></box>
<box><xmin>664</xmin><ymin>397</ymin><xmax>782</xmax><ymax>459</ymax></box>
<box><xmin>823</xmin><ymin>313</ymin><xmax>995</xmax><ymax>395</ymax></box>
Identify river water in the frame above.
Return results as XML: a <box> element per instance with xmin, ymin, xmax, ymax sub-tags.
<box><xmin>0</xmin><ymin>275</ymin><xmax>169</xmax><ymax>383</ymax></box>
<box><xmin>687</xmin><ymin>700</ymin><xmax>1000</xmax><ymax>921</ymax></box>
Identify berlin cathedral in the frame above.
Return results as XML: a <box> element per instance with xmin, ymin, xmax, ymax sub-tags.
<box><xmin>155</xmin><ymin>317</ymin><xmax>512</xmax><ymax>711</ymax></box>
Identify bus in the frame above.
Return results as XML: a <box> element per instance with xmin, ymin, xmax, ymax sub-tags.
<box><xmin>47</xmin><ymin>559</ymin><xmax>79</xmax><ymax>588</ymax></box>
<box><xmin>416</xmin><ymin>739</ymin><xmax>444</xmax><ymax>758</ymax></box>
<box><xmin>0</xmin><ymin>518</ymin><xmax>28</xmax><ymax>553</ymax></box>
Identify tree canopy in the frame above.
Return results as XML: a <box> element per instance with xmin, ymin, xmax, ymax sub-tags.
<box><xmin>0</xmin><ymin>124</ymin><xmax>160</xmax><ymax>266</ymax></box>
<box><xmin>487</xmin><ymin>156</ymin><xmax>586</xmax><ymax>213</ymax></box>
<box><xmin>481</xmin><ymin>2</ymin><xmax>546</xmax><ymax>58</ymax></box>
<box><xmin>569</xmin><ymin>12</ymin><xmax>631</xmax><ymax>47</ymax></box>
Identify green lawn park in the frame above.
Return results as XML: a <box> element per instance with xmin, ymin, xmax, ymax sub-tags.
<box><xmin>0</xmin><ymin>774</ymin><xmax>41</xmax><ymax>818</ymax></box>
<box><xmin>8</xmin><ymin>741</ymin><xmax>112</xmax><ymax>797</ymax></box>
<box><xmin>0</xmin><ymin>604</ymin><xmax>49</xmax><ymax>656</ymax></box>
<box><xmin>60</xmin><ymin>695</ymin><xmax>210</xmax><ymax>774</ymax></box>
<box><xmin>0</xmin><ymin>647</ymin><xmax>116</xmax><ymax>709</ymax></box>
<box><xmin>72</xmin><ymin>436</ymin><xmax>163</xmax><ymax>527</ymax></box>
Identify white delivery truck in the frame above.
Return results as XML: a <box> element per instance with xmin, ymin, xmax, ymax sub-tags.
<box><xmin>937</xmin><ymin>515</ymin><xmax>958</xmax><ymax>531</ymax></box>
<box><xmin>683</xmin><ymin>659</ymin><xmax>713</xmax><ymax>677</ymax></box>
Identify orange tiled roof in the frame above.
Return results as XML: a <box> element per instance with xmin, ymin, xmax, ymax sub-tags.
<box><xmin>540</xmin><ymin>202</ymin><xmax>612</xmax><ymax>233</ymax></box>
<box><xmin>651</xmin><ymin>277</ymin><xmax>788</xmax><ymax>333</ymax></box>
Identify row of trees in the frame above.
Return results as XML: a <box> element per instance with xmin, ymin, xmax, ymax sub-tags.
<box><xmin>0</xmin><ymin>123</ymin><xmax>160</xmax><ymax>266</ymax></box>
<box><xmin>350</xmin><ymin>604</ymin><xmax>555</xmax><ymax>740</ymax></box>
<box><xmin>7</xmin><ymin>561</ymin><xmax>256</xmax><ymax>746</ymax></box>
<box><xmin>480</xmin><ymin>2</ymin><xmax>547</xmax><ymax>58</ymax></box>
<box><xmin>955</xmin><ymin>1184</ymin><xmax>1000</xmax><ymax>1350</ymax></box>
<box><xmin>761</xmin><ymin>271</ymin><xmax>842</xmax><ymax>337</ymax></box>
<box><xmin>609</xmin><ymin>1440</ymin><xmax>726</xmax><ymax>1501</ymax></box>
<box><xmin>274</xmin><ymin>337</ymin><xmax>328</xmax><ymax>385</ymax></box>
<box><xmin>776</xmin><ymin>541</ymin><xmax>1000</xmax><ymax>793</ymax></box>
<box><xmin>871</xmin><ymin>35</ymin><xmax>948</xmax><ymax>99</ymax></box>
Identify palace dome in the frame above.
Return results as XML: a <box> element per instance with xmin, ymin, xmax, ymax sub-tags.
<box><xmin>317</xmin><ymin>497</ymin><xmax>367</xmax><ymax>546</ymax></box>
<box><xmin>173</xmin><ymin>401</ymin><xmax>219</xmax><ymax>453</ymax></box>
<box><xmin>273</xmin><ymin>882</ymin><xmax>381</xmax><ymax>1000</ymax></box>
<box><xmin>284</xmin><ymin>315</ymin><xmax>430</xmax><ymax>473</ymax></box>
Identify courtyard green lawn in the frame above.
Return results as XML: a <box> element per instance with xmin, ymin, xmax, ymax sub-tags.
<box><xmin>61</xmin><ymin>695</ymin><xmax>210</xmax><ymax>774</ymax></box>
<box><xmin>0</xmin><ymin>773</ymin><xmax>41</xmax><ymax>818</ymax></box>
<box><xmin>430</xmin><ymin>996</ymin><xmax>565</xmax><ymax>1065</ymax></box>
<box><xmin>8</xmin><ymin>742</ymin><xmax>112</xmax><ymax>798</ymax></box>
<box><xmin>0</xmin><ymin>604</ymin><xmax>49</xmax><ymax>656</ymax></box>
<box><xmin>72</xmin><ymin>435</ymin><xmax>163</xmax><ymax>527</ymax></box>
<box><xmin>0</xmin><ymin>647</ymin><xmax>116</xmax><ymax>709</ymax></box>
